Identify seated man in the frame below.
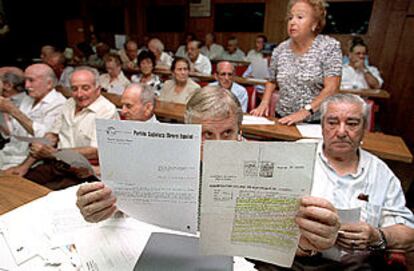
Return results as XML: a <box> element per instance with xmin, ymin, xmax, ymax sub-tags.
<box><xmin>99</xmin><ymin>53</ymin><xmax>130</xmax><ymax>95</ymax></box>
<box><xmin>120</xmin><ymin>83</ymin><xmax>158</xmax><ymax>123</ymax></box>
<box><xmin>45</xmin><ymin>51</ymin><xmax>74</xmax><ymax>90</ymax></box>
<box><xmin>76</xmin><ymin>86</ymin><xmax>339</xmax><ymax>262</ymax></box>
<box><xmin>118</xmin><ymin>40</ymin><xmax>139</xmax><ymax>71</ymax></box>
<box><xmin>246</xmin><ymin>34</ymin><xmax>267</xmax><ymax>62</ymax></box>
<box><xmin>175</xmin><ymin>33</ymin><xmax>196</xmax><ymax>58</ymax></box>
<box><xmin>201</xmin><ymin>32</ymin><xmax>224</xmax><ymax>61</ymax></box>
<box><xmin>88</xmin><ymin>42</ymin><xmax>111</xmax><ymax>70</ymax></box>
<box><xmin>186</xmin><ymin>40</ymin><xmax>212</xmax><ymax>75</ymax></box>
<box><xmin>148</xmin><ymin>38</ymin><xmax>173</xmax><ymax>70</ymax></box>
<box><xmin>283</xmin><ymin>94</ymin><xmax>413</xmax><ymax>269</ymax></box>
<box><xmin>341</xmin><ymin>38</ymin><xmax>383</xmax><ymax>90</ymax></box>
<box><xmin>5</xmin><ymin>66</ymin><xmax>119</xmax><ymax>190</ymax></box>
<box><xmin>0</xmin><ymin>64</ymin><xmax>66</xmax><ymax>169</ymax></box>
<box><xmin>209</xmin><ymin>61</ymin><xmax>248</xmax><ymax>112</ymax></box>
<box><xmin>221</xmin><ymin>37</ymin><xmax>246</xmax><ymax>62</ymax></box>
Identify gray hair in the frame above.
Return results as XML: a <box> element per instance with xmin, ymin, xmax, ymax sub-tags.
<box><xmin>1</xmin><ymin>72</ymin><xmax>25</xmax><ymax>92</ymax></box>
<box><xmin>45</xmin><ymin>66</ymin><xmax>58</xmax><ymax>88</ymax></box>
<box><xmin>184</xmin><ymin>86</ymin><xmax>243</xmax><ymax>130</ymax></box>
<box><xmin>139</xmin><ymin>83</ymin><xmax>155</xmax><ymax>106</ymax></box>
<box><xmin>125</xmin><ymin>83</ymin><xmax>156</xmax><ymax>106</ymax></box>
<box><xmin>320</xmin><ymin>93</ymin><xmax>369</xmax><ymax>128</ymax></box>
<box><xmin>149</xmin><ymin>38</ymin><xmax>164</xmax><ymax>52</ymax></box>
<box><xmin>70</xmin><ymin>66</ymin><xmax>100</xmax><ymax>87</ymax></box>
<box><xmin>216</xmin><ymin>61</ymin><xmax>235</xmax><ymax>74</ymax></box>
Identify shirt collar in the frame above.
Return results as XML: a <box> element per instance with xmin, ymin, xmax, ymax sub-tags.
<box><xmin>317</xmin><ymin>141</ymin><xmax>365</xmax><ymax>178</ymax></box>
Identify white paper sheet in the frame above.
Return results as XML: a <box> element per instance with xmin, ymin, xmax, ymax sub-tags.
<box><xmin>322</xmin><ymin>207</ymin><xmax>361</xmax><ymax>261</ymax></box>
<box><xmin>200</xmin><ymin>141</ymin><xmax>317</xmax><ymax>267</ymax></box>
<box><xmin>242</xmin><ymin>115</ymin><xmax>275</xmax><ymax>125</ymax></box>
<box><xmin>96</xmin><ymin>119</ymin><xmax>201</xmax><ymax>233</ymax></box>
<box><xmin>12</xmin><ymin>135</ymin><xmax>52</xmax><ymax>145</ymax></box>
<box><xmin>296</xmin><ymin>124</ymin><xmax>323</xmax><ymax>139</ymax></box>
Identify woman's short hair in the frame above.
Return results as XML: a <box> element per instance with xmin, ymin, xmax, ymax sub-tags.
<box><xmin>287</xmin><ymin>0</ymin><xmax>328</xmax><ymax>34</ymax></box>
<box><xmin>137</xmin><ymin>50</ymin><xmax>156</xmax><ymax>68</ymax></box>
<box><xmin>1</xmin><ymin>72</ymin><xmax>25</xmax><ymax>93</ymax></box>
<box><xmin>103</xmin><ymin>53</ymin><xmax>122</xmax><ymax>66</ymax></box>
<box><xmin>349</xmin><ymin>36</ymin><xmax>367</xmax><ymax>53</ymax></box>
<box><xmin>320</xmin><ymin>93</ymin><xmax>369</xmax><ymax>129</ymax></box>
<box><xmin>170</xmin><ymin>57</ymin><xmax>190</xmax><ymax>72</ymax></box>
<box><xmin>184</xmin><ymin>86</ymin><xmax>243</xmax><ymax>130</ymax></box>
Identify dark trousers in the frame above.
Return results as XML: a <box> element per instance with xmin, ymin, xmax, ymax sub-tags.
<box><xmin>24</xmin><ymin>159</ymin><xmax>98</xmax><ymax>190</ymax></box>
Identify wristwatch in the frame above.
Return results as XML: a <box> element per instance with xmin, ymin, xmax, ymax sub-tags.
<box><xmin>304</xmin><ymin>104</ymin><xmax>314</xmax><ymax>115</ymax></box>
<box><xmin>368</xmin><ymin>228</ymin><xmax>387</xmax><ymax>251</ymax></box>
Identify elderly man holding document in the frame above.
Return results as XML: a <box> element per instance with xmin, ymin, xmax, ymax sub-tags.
<box><xmin>76</xmin><ymin>86</ymin><xmax>340</xmax><ymax>268</ymax></box>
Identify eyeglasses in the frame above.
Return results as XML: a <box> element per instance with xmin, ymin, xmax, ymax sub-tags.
<box><xmin>218</xmin><ymin>72</ymin><xmax>233</xmax><ymax>77</ymax></box>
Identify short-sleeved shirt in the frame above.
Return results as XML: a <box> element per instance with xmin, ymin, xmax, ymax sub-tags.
<box><xmin>131</xmin><ymin>74</ymin><xmax>163</xmax><ymax>96</ymax></box>
<box><xmin>0</xmin><ymin>89</ymin><xmax>66</xmax><ymax>169</ymax></box>
<box><xmin>50</xmin><ymin>95</ymin><xmax>119</xmax><ymax>149</ymax></box>
<box><xmin>269</xmin><ymin>35</ymin><xmax>342</xmax><ymax>121</ymax></box>
<box><xmin>341</xmin><ymin>64</ymin><xmax>383</xmax><ymax>90</ymax></box>
<box><xmin>221</xmin><ymin>49</ymin><xmax>246</xmax><ymax>62</ymax></box>
<box><xmin>158</xmin><ymin>78</ymin><xmax>200</xmax><ymax>104</ymax></box>
<box><xmin>99</xmin><ymin>71</ymin><xmax>131</xmax><ymax>95</ymax></box>
<box><xmin>188</xmin><ymin>53</ymin><xmax>212</xmax><ymax>75</ymax></box>
<box><xmin>201</xmin><ymin>44</ymin><xmax>224</xmax><ymax>60</ymax></box>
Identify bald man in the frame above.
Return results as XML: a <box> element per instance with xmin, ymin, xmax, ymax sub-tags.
<box><xmin>209</xmin><ymin>61</ymin><xmax>248</xmax><ymax>112</ymax></box>
<box><xmin>120</xmin><ymin>83</ymin><xmax>158</xmax><ymax>122</ymax></box>
<box><xmin>0</xmin><ymin>64</ymin><xmax>66</xmax><ymax>169</ymax></box>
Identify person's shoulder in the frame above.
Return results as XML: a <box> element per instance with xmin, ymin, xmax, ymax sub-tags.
<box><xmin>232</xmin><ymin>82</ymin><xmax>247</xmax><ymax>92</ymax></box>
<box><xmin>317</xmin><ymin>35</ymin><xmax>341</xmax><ymax>48</ymax></box>
<box><xmin>188</xmin><ymin>78</ymin><xmax>201</xmax><ymax>88</ymax></box>
<box><xmin>360</xmin><ymin>148</ymin><xmax>394</xmax><ymax>175</ymax></box>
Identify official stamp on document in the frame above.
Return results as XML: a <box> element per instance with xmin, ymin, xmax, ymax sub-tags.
<box><xmin>259</xmin><ymin>161</ymin><xmax>274</xmax><ymax>178</ymax></box>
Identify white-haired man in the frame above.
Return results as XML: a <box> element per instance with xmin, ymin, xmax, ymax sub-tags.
<box><xmin>0</xmin><ymin>64</ymin><xmax>66</xmax><ymax>169</ymax></box>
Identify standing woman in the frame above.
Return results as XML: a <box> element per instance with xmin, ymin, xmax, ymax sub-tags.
<box><xmin>251</xmin><ymin>0</ymin><xmax>342</xmax><ymax>125</ymax></box>
<box><xmin>158</xmin><ymin>57</ymin><xmax>200</xmax><ymax>104</ymax></box>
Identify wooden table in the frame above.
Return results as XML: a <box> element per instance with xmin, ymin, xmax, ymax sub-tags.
<box><xmin>0</xmin><ymin>174</ymin><xmax>50</xmax><ymax>215</ymax></box>
<box><xmin>339</xmin><ymin>88</ymin><xmax>390</xmax><ymax>99</ymax></box>
<box><xmin>154</xmin><ymin>101</ymin><xmax>413</xmax><ymax>163</ymax></box>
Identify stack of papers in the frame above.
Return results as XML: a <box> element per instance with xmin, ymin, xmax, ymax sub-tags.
<box><xmin>296</xmin><ymin>124</ymin><xmax>323</xmax><ymax>139</ymax></box>
<box><xmin>242</xmin><ymin>115</ymin><xmax>275</xmax><ymax>125</ymax></box>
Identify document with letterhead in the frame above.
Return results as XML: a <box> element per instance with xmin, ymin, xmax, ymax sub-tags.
<box><xmin>96</xmin><ymin>119</ymin><xmax>201</xmax><ymax>233</ymax></box>
<box><xmin>200</xmin><ymin>141</ymin><xmax>317</xmax><ymax>268</ymax></box>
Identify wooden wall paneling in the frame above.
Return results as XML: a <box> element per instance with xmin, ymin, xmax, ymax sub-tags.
<box><xmin>65</xmin><ymin>19</ymin><xmax>86</xmax><ymax>48</ymax></box>
<box><xmin>409</xmin><ymin>0</ymin><xmax>414</xmax><ymax>15</ymax></box>
<box><xmin>264</xmin><ymin>0</ymin><xmax>288</xmax><ymax>44</ymax></box>
<box><xmin>387</xmin><ymin>16</ymin><xmax>414</xmax><ymax>147</ymax></box>
<box><xmin>366</xmin><ymin>0</ymin><xmax>392</xmax><ymax>67</ymax></box>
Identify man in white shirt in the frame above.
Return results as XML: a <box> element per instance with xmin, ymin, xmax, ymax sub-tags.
<box><xmin>148</xmin><ymin>38</ymin><xmax>173</xmax><ymax>70</ymax></box>
<box><xmin>209</xmin><ymin>61</ymin><xmax>248</xmax><ymax>112</ymax></box>
<box><xmin>0</xmin><ymin>64</ymin><xmax>66</xmax><ymax>169</ymax></box>
<box><xmin>306</xmin><ymin>94</ymin><xmax>413</xmax><ymax>268</ymax></box>
<box><xmin>119</xmin><ymin>40</ymin><xmax>139</xmax><ymax>71</ymax></box>
<box><xmin>99</xmin><ymin>53</ymin><xmax>130</xmax><ymax>95</ymax></box>
<box><xmin>341</xmin><ymin>41</ymin><xmax>383</xmax><ymax>90</ymax></box>
<box><xmin>120</xmin><ymin>83</ymin><xmax>158</xmax><ymax>123</ymax></box>
<box><xmin>246</xmin><ymin>34</ymin><xmax>267</xmax><ymax>62</ymax></box>
<box><xmin>187</xmin><ymin>40</ymin><xmax>212</xmax><ymax>75</ymax></box>
<box><xmin>221</xmin><ymin>37</ymin><xmax>246</xmax><ymax>62</ymax></box>
<box><xmin>5</xmin><ymin>66</ymin><xmax>119</xmax><ymax>190</ymax></box>
<box><xmin>200</xmin><ymin>33</ymin><xmax>224</xmax><ymax>61</ymax></box>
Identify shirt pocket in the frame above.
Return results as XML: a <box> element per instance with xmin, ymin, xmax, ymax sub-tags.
<box><xmin>360</xmin><ymin>201</ymin><xmax>382</xmax><ymax>227</ymax></box>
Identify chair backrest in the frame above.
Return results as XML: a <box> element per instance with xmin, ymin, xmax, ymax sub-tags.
<box><xmin>245</xmin><ymin>85</ymin><xmax>257</xmax><ymax>112</ymax></box>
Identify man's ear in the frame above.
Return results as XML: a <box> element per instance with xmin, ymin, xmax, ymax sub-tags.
<box><xmin>144</xmin><ymin>102</ymin><xmax>154</xmax><ymax>118</ymax></box>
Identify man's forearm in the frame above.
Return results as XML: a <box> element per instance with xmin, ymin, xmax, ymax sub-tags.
<box><xmin>383</xmin><ymin>224</ymin><xmax>414</xmax><ymax>252</ymax></box>
<box><xmin>9</xmin><ymin>107</ymin><xmax>34</xmax><ymax>135</ymax></box>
